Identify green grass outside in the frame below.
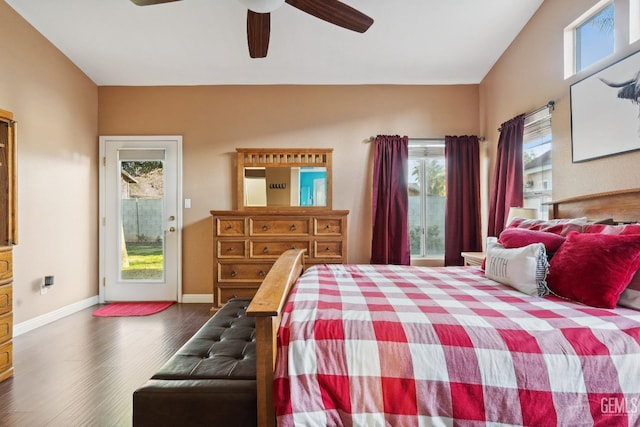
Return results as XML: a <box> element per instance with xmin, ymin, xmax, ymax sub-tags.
<box><xmin>121</xmin><ymin>244</ymin><xmax>163</xmax><ymax>280</ymax></box>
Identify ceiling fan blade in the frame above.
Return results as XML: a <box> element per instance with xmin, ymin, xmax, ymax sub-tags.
<box><xmin>285</xmin><ymin>0</ymin><xmax>373</xmax><ymax>33</ymax></box>
<box><xmin>130</xmin><ymin>0</ymin><xmax>182</xmax><ymax>6</ymax></box>
<box><xmin>247</xmin><ymin>11</ymin><xmax>271</xmax><ymax>58</ymax></box>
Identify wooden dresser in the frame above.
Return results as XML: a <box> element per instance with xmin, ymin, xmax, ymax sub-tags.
<box><xmin>0</xmin><ymin>109</ymin><xmax>16</xmax><ymax>383</ymax></box>
<box><xmin>0</xmin><ymin>247</ymin><xmax>12</xmax><ymax>382</ymax></box>
<box><xmin>211</xmin><ymin>210</ymin><xmax>348</xmax><ymax>308</ymax></box>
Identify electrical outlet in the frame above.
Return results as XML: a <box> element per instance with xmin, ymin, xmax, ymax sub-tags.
<box><xmin>40</xmin><ymin>286</ymin><xmax>48</xmax><ymax>295</ymax></box>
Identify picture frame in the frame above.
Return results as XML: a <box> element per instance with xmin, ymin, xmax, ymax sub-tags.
<box><xmin>570</xmin><ymin>49</ymin><xmax>640</xmax><ymax>162</ymax></box>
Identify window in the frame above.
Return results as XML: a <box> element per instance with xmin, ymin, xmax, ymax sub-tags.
<box><xmin>564</xmin><ymin>0</ymin><xmax>614</xmax><ymax>77</ymax></box>
<box><xmin>408</xmin><ymin>142</ymin><xmax>445</xmax><ymax>258</ymax></box>
<box><xmin>576</xmin><ymin>3</ymin><xmax>615</xmax><ymax>72</ymax></box>
<box><xmin>563</xmin><ymin>0</ymin><xmax>640</xmax><ymax>77</ymax></box>
<box><xmin>523</xmin><ymin>105</ymin><xmax>553</xmax><ymax>220</ymax></box>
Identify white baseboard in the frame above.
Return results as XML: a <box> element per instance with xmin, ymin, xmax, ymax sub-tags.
<box><xmin>14</xmin><ymin>295</ymin><xmax>100</xmax><ymax>337</ymax></box>
<box><xmin>14</xmin><ymin>294</ymin><xmax>213</xmax><ymax>336</ymax></box>
<box><xmin>181</xmin><ymin>294</ymin><xmax>213</xmax><ymax>303</ymax></box>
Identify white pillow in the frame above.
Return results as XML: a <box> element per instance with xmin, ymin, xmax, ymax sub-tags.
<box><xmin>485</xmin><ymin>237</ymin><xmax>550</xmax><ymax>296</ymax></box>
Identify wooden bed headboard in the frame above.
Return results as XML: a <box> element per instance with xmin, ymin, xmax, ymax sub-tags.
<box><xmin>550</xmin><ymin>188</ymin><xmax>640</xmax><ymax>223</ymax></box>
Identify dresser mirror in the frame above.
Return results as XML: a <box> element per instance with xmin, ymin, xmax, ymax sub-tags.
<box><xmin>236</xmin><ymin>148</ymin><xmax>332</xmax><ymax>209</ymax></box>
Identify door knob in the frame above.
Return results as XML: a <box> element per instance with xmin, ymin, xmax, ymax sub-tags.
<box><xmin>168</xmin><ymin>215</ymin><xmax>175</xmax><ymax>221</ymax></box>
<box><xmin>168</xmin><ymin>227</ymin><xmax>176</xmax><ymax>232</ymax></box>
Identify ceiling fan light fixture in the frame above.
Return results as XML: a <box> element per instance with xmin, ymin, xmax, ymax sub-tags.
<box><xmin>237</xmin><ymin>0</ymin><xmax>285</xmax><ymax>13</ymax></box>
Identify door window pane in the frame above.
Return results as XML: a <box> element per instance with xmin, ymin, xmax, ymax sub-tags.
<box><xmin>119</xmin><ymin>160</ymin><xmax>165</xmax><ymax>281</ymax></box>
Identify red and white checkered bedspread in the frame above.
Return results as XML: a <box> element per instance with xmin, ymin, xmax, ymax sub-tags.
<box><xmin>273</xmin><ymin>264</ymin><xmax>640</xmax><ymax>427</ymax></box>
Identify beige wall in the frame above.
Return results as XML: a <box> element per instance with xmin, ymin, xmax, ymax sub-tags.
<box><xmin>11</xmin><ymin>0</ymin><xmax>639</xmax><ymax>323</ymax></box>
<box><xmin>0</xmin><ymin>2</ymin><xmax>99</xmax><ymax>323</ymax></box>
<box><xmin>481</xmin><ymin>0</ymin><xmax>640</xmax><ymax>202</ymax></box>
<box><xmin>98</xmin><ymin>85</ymin><xmax>480</xmax><ymax>295</ymax></box>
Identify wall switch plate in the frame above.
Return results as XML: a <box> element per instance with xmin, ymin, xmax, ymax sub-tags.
<box><xmin>184</xmin><ymin>198</ymin><xmax>191</xmax><ymax>209</ymax></box>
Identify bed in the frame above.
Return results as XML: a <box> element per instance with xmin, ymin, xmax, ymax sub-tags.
<box><xmin>247</xmin><ymin>188</ymin><xmax>640</xmax><ymax>427</ymax></box>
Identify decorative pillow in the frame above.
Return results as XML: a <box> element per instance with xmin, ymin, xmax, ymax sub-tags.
<box><xmin>547</xmin><ymin>231</ymin><xmax>640</xmax><ymax>309</ymax></box>
<box><xmin>507</xmin><ymin>217</ymin><xmax>588</xmax><ymax>236</ymax></box>
<box><xmin>618</xmin><ymin>271</ymin><xmax>640</xmax><ymax>310</ymax></box>
<box><xmin>583</xmin><ymin>223</ymin><xmax>640</xmax><ymax>235</ymax></box>
<box><xmin>484</xmin><ymin>237</ymin><xmax>549</xmax><ymax>296</ymax></box>
<box><xmin>499</xmin><ymin>228</ymin><xmax>566</xmax><ymax>252</ymax></box>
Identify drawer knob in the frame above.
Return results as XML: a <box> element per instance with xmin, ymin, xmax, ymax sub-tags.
<box><xmin>258</xmin><ymin>270</ymin><xmax>266</xmax><ymax>277</ymax></box>
<box><xmin>262</xmin><ymin>247</ymin><xmax>269</xmax><ymax>253</ymax></box>
<box><xmin>290</xmin><ymin>224</ymin><xmax>297</xmax><ymax>231</ymax></box>
<box><xmin>291</xmin><ymin>245</ymin><xmax>296</xmax><ymax>249</ymax></box>
<box><xmin>262</xmin><ymin>224</ymin><xmax>270</xmax><ymax>231</ymax></box>
<box><xmin>227</xmin><ymin>247</ymin><xmax>234</xmax><ymax>252</ymax></box>
<box><xmin>231</xmin><ymin>270</ymin><xmax>238</xmax><ymax>277</ymax></box>
<box><xmin>326</xmin><ymin>224</ymin><xmax>331</xmax><ymax>229</ymax></box>
<box><xmin>226</xmin><ymin>225</ymin><xmax>233</xmax><ymax>230</ymax></box>
<box><xmin>325</xmin><ymin>247</ymin><xmax>331</xmax><ymax>251</ymax></box>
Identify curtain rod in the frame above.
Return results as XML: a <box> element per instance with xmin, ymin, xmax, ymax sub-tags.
<box><xmin>367</xmin><ymin>136</ymin><xmax>486</xmax><ymax>142</ymax></box>
<box><xmin>530</xmin><ymin>100</ymin><xmax>555</xmax><ymax>116</ymax></box>
<box><xmin>498</xmin><ymin>100</ymin><xmax>555</xmax><ymax>132</ymax></box>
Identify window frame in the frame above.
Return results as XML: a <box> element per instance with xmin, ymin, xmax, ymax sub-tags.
<box><xmin>564</xmin><ymin>0</ymin><xmax>640</xmax><ymax>79</ymax></box>
<box><xmin>564</xmin><ymin>0</ymin><xmax>616</xmax><ymax>78</ymax></box>
<box><xmin>408</xmin><ymin>141</ymin><xmax>446</xmax><ymax>259</ymax></box>
<box><xmin>522</xmin><ymin>104</ymin><xmax>553</xmax><ymax>220</ymax></box>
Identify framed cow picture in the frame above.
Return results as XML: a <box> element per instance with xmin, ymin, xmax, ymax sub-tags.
<box><xmin>570</xmin><ymin>49</ymin><xmax>640</xmax><ymax>162</ymax></box>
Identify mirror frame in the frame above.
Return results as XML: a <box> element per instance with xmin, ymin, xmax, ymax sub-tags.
<box><xmin>236</xmin><ymin>148</ymin><xmax>333</xmax><ymax>210</ymax></box>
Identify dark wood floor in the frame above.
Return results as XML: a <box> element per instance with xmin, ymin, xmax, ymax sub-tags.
<box><xmin>0</xmin><ymin>303</ymin><xmax>213</xmax><ymax>427</ymax></box>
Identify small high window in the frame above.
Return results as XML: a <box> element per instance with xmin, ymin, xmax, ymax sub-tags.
<box><xmin>565</xmin><ymin>0</ymin><xmax>617</xmax><ymax>78</ymax></box>
<box><xmin>576</xmin><ymin>3</ymin><xmax>615</xmax><ymax>72</ymax></box>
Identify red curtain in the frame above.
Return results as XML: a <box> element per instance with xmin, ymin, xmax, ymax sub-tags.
<box><xmin>371</xmin><ymin>135</ymin><xmax>410</xmax><ymax>265</ymax></box>
<box><xmin>444</xmin><ymin>135</ymin><xmax>482</xmax><ymax>266</ymax></box>
<box><xmin>488</xmin><ymin>115</ymin><xmax>525</xmax><ymax>237</ymax></box>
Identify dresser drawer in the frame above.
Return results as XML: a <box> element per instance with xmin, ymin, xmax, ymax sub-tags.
<box><xmin>218</xmin><ymin>262</ymin><xmax>274</xmax><ymax>282</ymax></box>
<box><xmin>314</xmin><ymin>240</ymin><xmax>344</xmax><ymax>259</ymax></box>
<box><xmin>250</xmin><ymin>218</ymin><xmax>309</xmax><ymax>236</ymax></box>
<box><xmin>216</xmin><ymin>218</ymin><xmax>246</xmax><ymax>236</ymax></box>
<box><xmin>217</xmin><ymin>285</ymin><xmax>259</xmax><ymax>306</ymax></box>
<box><xmin>0</xmin><ymin>285</ymin><xmax>11</xmax><ymax>316</ymax></box>
<box><xmin>315</xmin><ymin>218</ymin><xmax>344</xmax><ymax>236</ymax></box>
<box><xmin>250</xmin><ymin>240</ymin><xmax>309</xmax><ymax>258</ymax></box>
<box><xmin>0</xmin><ymin>249</ymin><xmax>11</xmax><ymax>281</ymax></box>
<box><xmin>217</xmin><ymin>240</ymin><xmax>246</xmax><ymax>258</ymax></box>
<box><xmin>0</xmin><ymin>340</ymin><xmax>12</xmax><ymax>378</ymax></box>
<box><xmin>0</xmin><ymin>313</ymin><xmax>11</xmax><ymax>344</ymax></box>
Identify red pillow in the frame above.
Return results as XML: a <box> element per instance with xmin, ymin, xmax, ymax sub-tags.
<box><xmin>499</xmin><ymin>228</ymin><xmax>566</xmax><ymax>252</ymax></box>
<box><xmin>547</xmin><ymin>232</ymin><xmax>640</xmax><ymax>308</ymax></box>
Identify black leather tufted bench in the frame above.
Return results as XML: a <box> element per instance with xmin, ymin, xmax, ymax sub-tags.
<box><xmin>133</xmin><ymin>298</ymin><xmax>257</xmax><ymax>427</ymax></box>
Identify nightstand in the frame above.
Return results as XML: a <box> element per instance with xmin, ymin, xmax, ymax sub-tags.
<box><xmin>461</xmin><ymin>251</ymin><xmax>485</xmax><ymax>267</ymax></box>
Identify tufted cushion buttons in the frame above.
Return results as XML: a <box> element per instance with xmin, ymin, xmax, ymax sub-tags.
<box><xmin>151</xmin><ymin>298</ymin><xmax>257</xmax><ymax>380</ymax></box>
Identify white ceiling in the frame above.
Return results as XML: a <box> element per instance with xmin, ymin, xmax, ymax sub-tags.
<box><xmin>6</xmin><ymin>0</ymin><xmax>543</xmax><ymax>86</ymax></box>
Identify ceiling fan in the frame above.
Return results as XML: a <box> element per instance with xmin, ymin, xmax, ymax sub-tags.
<box><xmin>130</xmin><ymin>0</ymin><xmax>374</xmax><ymax>58</ymax></box>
